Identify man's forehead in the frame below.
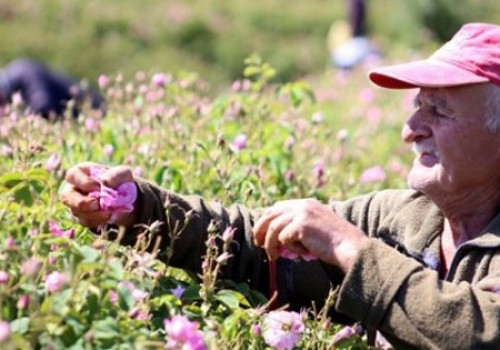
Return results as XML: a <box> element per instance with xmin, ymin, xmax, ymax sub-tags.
<box><xmin>418</xmin><ymin>84</ymin><xmax>491</xmax><ymax>102</ymax></box>
<box><xmin>415</xmin><ymin>89</ymin><xmax>447</xmax><ymax>105</ymax></box>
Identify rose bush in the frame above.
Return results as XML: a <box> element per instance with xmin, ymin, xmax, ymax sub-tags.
<box><xmin>0</xmin><ymin>56</ymin><xmax>410</xmax><ymax>349</ymax></box>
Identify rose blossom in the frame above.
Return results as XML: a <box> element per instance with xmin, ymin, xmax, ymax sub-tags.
<box><xmin>45</xmin><ymin>153</ymin><xmax>61</xmax><ymax>172</ymax></box>
<box><xmin>359</xmin><ymin>165</ymin><xmax>386</xmax><ymax>184</ymax></box>
<box><xmin>331</xmin><ymin>325</ymin><xmax>356</xmax><ymax>344</ymax></box>
<box><xmin>0</xmin><ymin>271</ymin><xmax>9</xmax><ymax>284</ymax></box>
<box><xmin>230</xmin><ymin>134</ymin><xmax>247</xmax><ymax>152</ymax></box>
<box><xmin>0</xmin><ymin>321</ymin><xmax>10</xmax><ymax>343</ymax></box>
<box><xmin>45</xmin><ymin>271</ymin><xmax>70</xmax><ymax>293</ymax></box>
<box><xmin>262</xmin><ymin>310</ymin><xmax>304</xmax><ymax>350</ymax></box>
<box><xmin>21</xmin><ymin>257</ymin><xmax>42</xmax><ymax>278</ymax></box>
<box><xmin>164</xmin><ymin>315</ymin><xmax>206</xmax><ymax>350</ymax></box>
<box><xmin>89</xmin><ymin>166</ymin><xmax>137</xmax><ymax>224</ymax></box>
<box><xmin>152</xmin><ymin>73</ymin><xmax>169</xmax><ymax>87</ymax></box>
<box><xmin>17</xmin><ymin>294</ymin><xmax>30</xmax><ymax>309</ymax></box>
<box><xmin>278</xmin><ymin>246</ymin><xmax>316</xmax><ymax>261</ymax></box>
<box><xmin>103</xmin><ymin>144</ymin><xmax>114</xmax><ymax>157</ymax></box>
<box><xmin>4</xmin><ymin>237</ymin><xmax>15</xmax><ymax>250</ymax></box>
<box><xmin>49</xmin><ymin>221</ymin><xmax>75</xmax><ymax>239</ymax></box>
<box><xmin>98</xmin><ymin>74</ymin><xmax>110</xmax><ymax>89</ymax></box>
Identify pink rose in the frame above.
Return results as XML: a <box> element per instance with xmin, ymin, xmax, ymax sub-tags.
<box><xmin>45</xmin><ymin>271</ymin><xmax>70</xmax><ymax>293</ymax></box>
<box><xmin>164</xmin><ymin>315</ymin><xmax>206</xmax><ymax>350</ymax></box>
<box><xmin>278</xmin><ymin>246</ymin><xmax>317</xmax><ymax>261</ymax></box>
<box><xmin>88</xmin><ymin>166</ymin><xmax>137</xmax><ymax>224</ymax></box>
<box><xmin>262</xmin><ymin>310</ymin><xmax>304</xmax><ymax>350</ymax></box>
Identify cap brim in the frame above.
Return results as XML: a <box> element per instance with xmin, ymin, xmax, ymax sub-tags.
<box><xmin>368</xmin><ymin>59</ymin><xmax>489</xmax><ymax>89</ymax></box>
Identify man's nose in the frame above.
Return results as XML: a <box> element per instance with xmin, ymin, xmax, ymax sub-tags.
<box><xmin>401</xmin><ymin>112</ymin><xmax>432</xmax><ymax>144</ymax></box>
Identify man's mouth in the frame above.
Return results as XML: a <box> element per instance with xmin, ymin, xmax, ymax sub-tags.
<box><xmin>412</xmin><ymin>143</ymin><xmax>439</xmax><ymax>166</ymax></box>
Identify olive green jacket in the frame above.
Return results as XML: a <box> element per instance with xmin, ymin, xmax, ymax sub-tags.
<box><xmin>130</xmin><ymin>179</ymin><xmax>500</xmax><ymax>350</ymax></box>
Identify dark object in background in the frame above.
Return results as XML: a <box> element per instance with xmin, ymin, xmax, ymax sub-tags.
<box><xmin>0</xmin><ymin>58</ymin><xmax>104</xmax><ymax>119</ymax></box>
<box><xmin>349</xmin><ymin>0</ymin><xmax>366</xmax><ymax>37</ymax></box>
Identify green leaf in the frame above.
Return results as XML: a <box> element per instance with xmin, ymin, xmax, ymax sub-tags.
<box><xmin>52</xmin><ymin>289</ymin><xmax>73</xmax><ymax>314</ymax></box>
<box><xmin>179</xmin><ymin>285</ymin><xmax>201</xmax><ymax>301</ymax></box>
<box><xmin>149</xmin><ymin>294</ymin><xmax>181</xmax><ymax>309</ymax></box>
<box><xmin>12</xmin><ymin>183</ymin><xmax>33</xmax><ymax>206</ymax></box>
<box><xmin>108</xmin><ymin>259</ymin><xmax>124</xmax><ymax>280</ymax></box>
<box><xmin>10</xmin><ymin>317</ymin><xmax>30</xmax><ymax>334</ymax></box>
<box><xmin>67</xmin><ymin>338</ymin><xmax>85</xmax><ymax>350</ymax></box>
<box><xmin>243</xmin><ymin>66</ymin><xmax>260</xmax><ymax>78</ymax></box>
<box><xmin>65</xmin><ymin>315</ymin><xmax>86</xmax><ymax>337</ymax></box>
<box><xmin>215</xmin><ymin>289</ymin><xmax>250</xmax><ymax>309</ymax></box>
<box><xmin>86</xmin><ymin>291</ymin><xmax>100</xmax><ymax>317</ymax></box>
<box><xmin>165</xmin><ymin>266</ymin><xmax>194</xmax><ymax>283</ymax></box>
<box><xmin>221</xmin><ymin>310</ymin><xmax>252</xmax><ymax>339</ymax></box>
<box><xmin>153</xmin><ymin>165</ymin><xmax>168</xmax><ymax>186</ymax></box>
<box><xmin>91</xmin><ymin>317</ymin><xmax>120</xmax><ymax>339</ymax></box>
<box><xmin>76</xmin><ymin>245</ymin><xmax>100</xmax><ymax>262</ymax></box>
<box><xmin>248</xmin><ymin>289</ymin><xmax>269</xmax><ymax>306</ymax></box>
<box><xmin>0</xmin><ymin>171</ymin><xmax>24</xmax><ymax>188</ymax></box>
<box><xmin>118</xmin><ymin>286</ymin><xmax>135</xmax><ymax>310</ymax></box>
<box><xmin>76</xmin><ymin>261</ymin><xmax>104</xmax><ymax>275</ymax></box>
<box><xmin>235</xmin><ymin>282</ymin><xmax>250</xmax><ymax>296</ymax></box>
<box><xmin>26</xmin><ymin>168</ymin><xmax>50</xmax><ymax>182</ymax></box>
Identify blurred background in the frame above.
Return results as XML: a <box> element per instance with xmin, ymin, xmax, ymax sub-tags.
<box><xmin>0</xmin><ymin>0</ymin><xmax>498</xmax><ymax>90</ymax></box>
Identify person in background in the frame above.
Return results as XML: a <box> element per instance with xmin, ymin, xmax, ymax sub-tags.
<box><xmin>61</xmin><ymin>23</ymin><xmax>500</xmax><ymax>348</ymax></box>
<box><xmin>0</xmin><ymin>58</ymin><xmax>104</xmax><ymax>119</ymax></box>
<box><xmin>329</xmin><ymin>0</ymin><xmax>378</xmax><ymax>69</ymax></box>
<box><xmin>349</xmin><ymin>0</ymin><xmax>366</xmax><ymax>37</ymax></box>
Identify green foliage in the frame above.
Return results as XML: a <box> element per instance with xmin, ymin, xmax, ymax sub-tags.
<box><xmin>408</xmin><ymin>0</ymin><xmax>500</xmax><ymax>42</ymax></box>
<box><xmin>172</xmin><ymin>19</ymin><xmax>217</xmax><ymax>63</ymax></box>
<box><xmin>243</xmin><ymin>54</ymin><xmax>277</xmax><ymax>91</ymax></box>
<box><xmin>2</xmin><ymin>0</ymin><xmax>497</xmax><ymax>89</ymax></box>
<box><xmin>0</xmin><ymin>56</ymin><xmax>410</xmax><ymax>348</ymax></box>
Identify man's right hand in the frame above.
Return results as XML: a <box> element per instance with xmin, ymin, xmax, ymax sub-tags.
<box><xmin>60</xmin><ymin>162</ymin><xmax>137</xmax><ymax>229</ymax></box>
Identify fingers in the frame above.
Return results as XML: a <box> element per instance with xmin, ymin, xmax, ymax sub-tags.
<box><xmin>263</xmin><ymin>213</ymin><xmax>294</xmax><ymax>260</ymax></box>
<box><xmin>253</xmin><ymin>206</ymin><xmax>287</xmax><ymax>247</ymax></box>
<box><xmin>61</xmin><ymin>162</ymin><xmax>134</xmax><ymax>229</ymax></box>
<box><xmin>99</xmin><ymin>165</ymin><xmax>134</xmax><ymax>188</ymax></box>
<box><xmin>65</xmin><ymin>162</ymin><xmax>102</xmax><ymax>193</ymax></box>
<box><xmin>60</xmin><ymin>182</ymin><xmax>109</xmax><ymax>228</ymax></box>
<box><xmin>71</xmin><ymin>209</ymin><xmax>112</xmax><ymax>229</ymax></box>
<box><xmin>286</xmin><ymin>241</ymin><xmax>309</xmax><ymax>256</ymax></box>
<box><xmin>253</xmin><ymin>199</ymin><xmax>329</xmax><ymax>261</ymax></box>
<box><xmin>253</xmin><ymin>199</ymin><xmax>307</xmax><ymax>247</ymax></box>
<box><xmin>60</xmin><ymin>183</ymin><xmax>99</xmax><ymax>212</ymax></box>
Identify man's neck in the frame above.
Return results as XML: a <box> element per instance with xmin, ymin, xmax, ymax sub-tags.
<box><xmin>442</xmin><ymin>217</ymin><xmax>485</xmax><ymax>247</ymax></box>
<box><xmin>431</xmin><ymin>186</ymin><xmax>500</xmax><ymax>243</ymax></box>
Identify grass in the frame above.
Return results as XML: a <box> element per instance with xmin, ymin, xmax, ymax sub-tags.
<box><xmin>1</xmin><ymin>0</ymin><xmax>498</xmax><ymax>91</ymax></box>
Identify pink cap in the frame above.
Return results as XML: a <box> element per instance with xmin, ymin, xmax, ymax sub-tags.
<box><xmin>369</xmin><ymin>23</ymin><xmax>500</xmax><ymax>89</ymax></box>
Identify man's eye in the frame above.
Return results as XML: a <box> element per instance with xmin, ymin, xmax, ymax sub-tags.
<box><xmin>433</xmin><ymin>107</ymin><xmax>448</xmax><ymax>119</ymax></box>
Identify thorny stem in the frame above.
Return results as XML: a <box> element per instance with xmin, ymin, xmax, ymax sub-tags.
<box><xmin>199</xmin><ymin>223</ymin><xmax>234</xmax><ymax>314</ymax></box>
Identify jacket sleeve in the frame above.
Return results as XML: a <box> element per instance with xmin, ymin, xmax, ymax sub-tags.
<box><xmin>120</xmin><ymin>178</ymin><xmax>346</xmax><ymax>315</ymax></box>
<box><xmin>336</xmin><ymin>239</ymin><xmax>500</xmax><ymax>349</ymax></box>
<box><xmin>329</xmin><ymin>190</ymin><xmax>500</xmax><ymax>349</ymax></box>
<box><xmin>119</xmin><ymin>178</ymin><xmax>270</xmax><ymax>294</ymax></box>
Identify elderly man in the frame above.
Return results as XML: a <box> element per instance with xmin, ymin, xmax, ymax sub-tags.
<box><xmin>61</xmin><ymin>23</ymin><xmax>500</xmax><ymax>349</ymax></box>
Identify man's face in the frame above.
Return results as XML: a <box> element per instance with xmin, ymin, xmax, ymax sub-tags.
<box><xmin>401</xmin><ymin>84</ymin><xmax>500</xmax><ymax>198</ymax></box>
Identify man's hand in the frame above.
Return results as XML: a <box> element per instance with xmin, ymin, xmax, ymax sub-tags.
<box><xmin>60</xmin><ymin>162</ymin><xmax>137</xmax><ymax>229</ymax></box>
<box><xmin>253</xmin><ymin>199</ymin><xmax>369</xmax><ymax>272</ymax></box>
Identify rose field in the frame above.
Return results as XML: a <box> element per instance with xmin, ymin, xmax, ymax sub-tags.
<box><xmin>2</xmin><ymin>0</ymin><xmax>500</xmax><ymax>347</ymax></box>
<box><xmin>0</xmin><ymin>52</ymin><xmax>421</xmax><ymax>349</ymax></box>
